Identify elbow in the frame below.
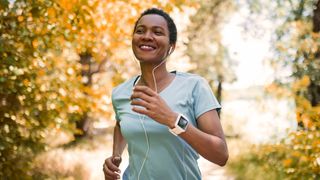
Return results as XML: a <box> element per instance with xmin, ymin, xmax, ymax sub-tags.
<box><xmin>206</xmin><ymin>149</ymin><xmax>229</xmax><ymax>166</ymax></box>
<box><xmin>218</xmin><ymin>140</ymin><xmax>229</xmax><ymax>166</ymax></box>
<box><xmin>213</xmin><ymin>141</ymin><xmax>229</xmax><ymax>167</ymax></box>
<box><xmin>217</xmin><ymin>152</ymin><xmax>229</xmax><ymax>167</ymax></box>
<box><xmin>215</xmin><ymin>150</ymin><xmax>229</xmax><ymax>167</ymax></box>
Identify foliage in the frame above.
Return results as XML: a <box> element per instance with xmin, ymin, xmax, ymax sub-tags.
<box><xmin>229</xmin><ymin>0</ymin><xmax>320</xmax><ymax>179</ymax></box>
<box><xmin>0</xmin><ymin>0</ymin><xmax>194</xmax><ymax>178</ymax></box>
<box><xmin>271</xmin><ymin>1</ymin><xmax>320</xmax><ymax>113</ymax></box>
<box><xmin>186</xmin><ymin>0</ymin><xmax>236</xmax><ymax>101</ymax></box>
<box><xmin>228</xmin><ymin>129</ymin><xmax>320</xmax><ymax>180</ymax></box>
<box><xmin>0</xmin><ymin>0</ymin><xmax>89</xmax><ymax>178</ymax></box>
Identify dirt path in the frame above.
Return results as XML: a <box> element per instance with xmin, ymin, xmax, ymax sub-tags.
<box><xmin>198</xmin><ymin>157</ymin><xmax>234</xmax><ymax>180</ymax></box>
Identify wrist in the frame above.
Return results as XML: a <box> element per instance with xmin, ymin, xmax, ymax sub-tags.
<box><xmin>168</xmin><ymin>113</ymin><xmax>190</xmax><ymax>136</ymax></box>
<box><xmin>167</xmin><ymin>112</ymin><xmax>178</xmax><ymax>128</ymax></box>
<box><xmin>112</xmin><ymin>153</ymin><xmax>121</xmax><ymax>157</ymax></box>
<box><xmin>112</xmin><ymin>151</ymin><xmax>122</xmax><ymax>157</ymax></box>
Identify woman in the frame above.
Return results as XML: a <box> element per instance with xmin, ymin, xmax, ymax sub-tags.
<box><xmin>103</xmin><ymin>8</ymin><xmax>228</xmax><ymax>180</ymax></box>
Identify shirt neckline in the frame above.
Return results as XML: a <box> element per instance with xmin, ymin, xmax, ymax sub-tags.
<box><xmin>132</xmin><ymin>71</ymin><xmax>177</xmax><ymax>95</ymax></box>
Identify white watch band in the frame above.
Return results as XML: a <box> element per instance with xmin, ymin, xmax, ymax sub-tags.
<box><xmin>169</xmin><ymin>114</ymin><xmax>189</xmax><ymax>136</ymax></box>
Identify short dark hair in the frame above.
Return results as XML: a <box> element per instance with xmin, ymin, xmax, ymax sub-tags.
<box><xmin>133</xmin><ymin>8</ymin><xmax>177</xmax><ymax>44</ymax></box>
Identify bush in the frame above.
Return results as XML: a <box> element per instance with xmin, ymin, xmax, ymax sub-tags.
<box><xmin>228</xmin><ymin>130</ymin><xmax>320</xmax><ymax>180</ymax></box>
<box><xmin>0</xmin><ymin>1</ymin><xmax>87</xmax><ymax>178</ymax></box>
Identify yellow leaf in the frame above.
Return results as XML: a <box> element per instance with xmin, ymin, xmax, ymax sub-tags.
<box><xmin>32</xmin><ymin>39</ymin><xmax>39</xmax><ymax>48</ymax></box>
<box><xmin>47</xmin><ymin>7</ymin><xmax>56</xmax><ymax>18</ymax></box>
<box><xmin>17</xmin><ymin>16</ymin><xmax>24</xmax><ymax>22</ymax></box>
<box><xmin>58</xmin><ymin>0</ymin><xmax>73</xmax><ymax>11</ymax></box>
<box><xmin>282</xmin><ymin>158</ymin><xmax>292</xmax><ymax>167</ymax></box>
<box><xmin>300</xmin><ymin>75</ymin><xmax>310</xmax><ymax>87</ymax></box>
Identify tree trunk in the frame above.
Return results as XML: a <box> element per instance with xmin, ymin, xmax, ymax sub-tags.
<box><xmin>216</xmin><ymin>77</ymin><xmax>223</xmax><ymax>104</ymax></box>
<box><xmin>75</xmin><ymin>53</ymin><xmax>92</xmax><ymax>139</ymax></box>
<box><xmin>74</xmin><ymin>53</ymin><xmax>108</xmax><ymax>139</ymax></box>
<box><xmin>215</xmin><ymin>76</ymin><xmax>223</xmax><ymax>117</ymax></box>
<box><xmin>308</xmin><ymin>0</ymin><xmax>320</xmax><ymax>107</ymax></box>
<box><xmin>313</xmin><ymin>0</ymin><xmax>320</xmax><ymax>32</ymax></box>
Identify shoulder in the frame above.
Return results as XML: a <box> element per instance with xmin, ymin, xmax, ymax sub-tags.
<box><xmin>175</xmin><ymin>71</ymin><xmax>208</xmax><ymax>85</ymax></box>
<box><xmin>175</xmin><ymin>72</ymin><xmax>213</xmax><ymax>97</ymax></box>
<box><xmin>112</xmin><ymin>76</ymin><xmax>138</xmax><ymax>98</ymax></box>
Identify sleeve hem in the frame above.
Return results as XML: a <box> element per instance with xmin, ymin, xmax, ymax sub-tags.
<box><xmin>195</xmin><ymin>105</ymin><xmax>221</xmax><ymax>120</ymax></box>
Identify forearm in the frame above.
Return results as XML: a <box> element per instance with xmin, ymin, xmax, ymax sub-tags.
<box><xmin>112</xmin><ymin>122</ymin><xmax>127</xmax><ymax>156</ymax></box>
<box><xmin>179</xmin><ymin>124</ymin><xmax>228</xmax><ymax>166</ymax></box>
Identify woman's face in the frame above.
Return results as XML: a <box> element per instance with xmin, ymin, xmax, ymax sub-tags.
<box><xmin>132</xmin><ymin>14</ymin><xmax>171</xmax><ymax>63</ymax></box>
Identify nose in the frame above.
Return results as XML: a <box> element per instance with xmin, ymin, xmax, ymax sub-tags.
<box><xmin>141</xmin><ymin>31</ymin><xmax>153</xmax><ymax>41</ymax></box>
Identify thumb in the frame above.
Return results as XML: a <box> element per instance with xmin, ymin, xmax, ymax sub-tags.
<box><xmin>112</xmin><ymin>156</ymin><xmax>122</xmax><ymax>167</ymax></box>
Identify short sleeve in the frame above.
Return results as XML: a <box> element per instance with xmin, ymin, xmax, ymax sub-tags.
<box><xmin>192</xmin><ymin>77</ymin><xmax>221</xmax><ymax>119</ymax></box>
<box><xmin>111</xmin><ymin>89</ymin><xmax>120</xmax><ymax>121</ymax></box>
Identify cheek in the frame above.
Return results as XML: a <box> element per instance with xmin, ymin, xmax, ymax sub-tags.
<box><xmin>132</xmin><ymin>35</ymin><xmax>138</xmax><ymax>46</ymax></box>
<box><xmin>132</xmin><ymin>37</ymin><xmax>139</xmax><ymax>53</ymax></box>
<box><xmin>160</xmin><ymin>43</ymin><xmax>170</xmax><ymax>54</ymax></box>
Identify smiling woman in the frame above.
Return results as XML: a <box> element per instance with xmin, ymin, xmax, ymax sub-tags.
<box><xmin>132</xmin><ymin>11</ymin><xmax>176</xmax><ymax>64</ymax></box>
<box><xmin>103</xmin><ymin>8</ymin><xmax>228</xmax><ymax>180</ymax></box>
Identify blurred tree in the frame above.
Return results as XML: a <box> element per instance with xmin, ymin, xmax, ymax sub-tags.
<box><xmin>0</xmin><ymin>0</ymin><xmax>195</xmax><ymax>178</ymax></box>
<box><xmin>228</xmin><ymin>1</ymin><xmax>320</xmax><ymax>179</ymax></box>
<box><xmin>0</xmin><ymin>0</ymin><xmax>89</xmax><ymax>178</ymax></box>
<box><xmin>243</xmin><ymin>0</ymin><xmax>320</xmax><ymax>128</ymax></box>
<box><xmin>186</xmin><ymin>0</ymin><xmax>236</xmax><ymax>104</ymax></box>
<box><xmin>266</xmin><ymin>0</ymin><xmax>320</xmax><ymax>130</ymax></box>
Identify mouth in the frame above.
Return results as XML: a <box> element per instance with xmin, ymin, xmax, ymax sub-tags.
<box><xmin>139</xmin><ymin>44</ymin><xmax>156</xmax><ymax>51</ymax></box>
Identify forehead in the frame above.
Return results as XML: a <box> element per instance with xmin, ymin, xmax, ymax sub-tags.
<box><xmin>136</xmin><ymin>14</ymin><xmax>168</xmax><ymax>30</ymax></box>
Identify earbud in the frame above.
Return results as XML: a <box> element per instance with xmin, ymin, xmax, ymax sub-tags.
<box><xmin>168</xmin><ymin>46</ymin><xmax>173</xmax><ymax>56</ymax></box>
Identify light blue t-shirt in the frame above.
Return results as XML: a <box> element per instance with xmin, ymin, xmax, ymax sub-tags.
<box><xmin>112</xmin><ymin>72</ymin><xmax>221</xmax><ymax>180</ymax></box>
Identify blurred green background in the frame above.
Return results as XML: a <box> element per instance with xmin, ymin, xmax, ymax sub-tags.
<box><xmin>0</xmin><ymin>0</ymin><xmax>319</xmax><ymax>179</ymax></box>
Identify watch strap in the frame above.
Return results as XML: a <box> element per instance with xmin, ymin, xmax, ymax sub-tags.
<box><xmin>169</xmin><ymin>114</ymin><xmax>189</xmax><ymax>136</ymax></box>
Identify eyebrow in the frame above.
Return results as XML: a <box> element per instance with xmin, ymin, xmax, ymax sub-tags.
<box><xmin>136</xmin><ymin>24</ymin><xmax>165</xmax><ymax>31</ymax></box>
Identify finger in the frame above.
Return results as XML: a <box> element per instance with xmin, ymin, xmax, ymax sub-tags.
<box><xmin>103</xmin><ymin>168</ymin><xmax>119</xmax><ymax>180</ymax></box>
<box><xmin>105</xmin><ymin>159</ymin><xmax>121</xmax><ymax>172</ymax></box>
<box><xmin>103</xmin><ymin>163</ymin><xmax>121</xmax><ymax>179</ymax></box>
<box><xmin>104</xmin><ymin>173</ymin><xmax>117</xmax><ymax>180</ymax></box>
<box><xmin>105</xmin><ymin>173</ymin><xmax>120</xmax><ymax>180</ymax></box>
<box><xmin>104</xmin><ymin>173</ymin><xmax>114</xmax><ymax>180</ymax></box>
<box><xmin>130</xmin><ymin>91</ymin><xmax>153</xmax><ymax>102</ymax></box>
<box><xmin>132</xmin><ymin>106</ymin><xmax>149</xmax><ymax>116</ymax></box>
<box><xmin>133</xmin><ymin>85</ymin><xmax>157</xmax><ymax>96</ymax></box>
<box><xmin>131</xmin><ymin>99</ymin><xmax>150</xmax><ymax>109</ymax></box>
<box><xmin>112</xmin><ymin>156</ymin><xmax>122</xmax><ymax>167</ymax></box>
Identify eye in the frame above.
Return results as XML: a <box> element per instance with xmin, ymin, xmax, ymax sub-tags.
<box><xmin>135</xmin><ymin>28</ymin><xmax>144</xmax><ymax>34</ymax></box>
<box><xmin>154</xmin><ymin>31</ymin><xmax>163</xmax><ymax>35</ymax></box>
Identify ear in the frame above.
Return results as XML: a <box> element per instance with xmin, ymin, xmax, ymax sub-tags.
<box><xmin>168</xmin><ymin>43</ymin><xmax>176</xmax><ymax>55</ymax></box>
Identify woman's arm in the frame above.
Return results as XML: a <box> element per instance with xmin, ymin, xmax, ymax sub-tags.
<box><xmin>103</xmin><ymin>121</ymin><xmax>127</xmax><ymax>180</ymax></box>
<box><xmin>112</xmin><ymin>121</ymin><xmax>127</xmax><ymax>157</ymax></box>
<box><xmin>179</xmin><ymin>110</ymin><xmax>228</xmax><ymax>166</ymax></box>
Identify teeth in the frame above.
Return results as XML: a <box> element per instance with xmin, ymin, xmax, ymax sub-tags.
<box><xmin>140</xmin><ymin>45</ymin><xmax>154</xmax><ymax>50</ymax></box>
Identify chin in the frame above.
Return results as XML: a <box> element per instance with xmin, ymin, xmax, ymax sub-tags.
<box><xmin>140</xmin><ymin>58</ymin><xmax>164</xmax><ymax>64</ymax></box>
<box><xmin>135</xmin><ymin>54</ymin><xmax>159</xmax><ymax>63</ymax></box>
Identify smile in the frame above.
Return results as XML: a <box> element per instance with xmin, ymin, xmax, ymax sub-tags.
<box><xmin>139</xmin><ymin>45</ymin><xmax>156</xmax><ymax>51</ymax></box>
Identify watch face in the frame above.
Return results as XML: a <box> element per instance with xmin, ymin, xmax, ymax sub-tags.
<box><xmin>178</xmin><ymin>116</ymin><xmax>189</xmax><ymax>129</ymax></box>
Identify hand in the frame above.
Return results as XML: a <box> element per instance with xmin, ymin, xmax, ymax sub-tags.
<box><xmin>130</xmin><ymin>85</ymin><xmax>178</xmax><ymax>128</ymax></box>
<box><xmin>103</xmin><ymin>155</ymin><xmax>122</xmax><ymax>180</ymax></box>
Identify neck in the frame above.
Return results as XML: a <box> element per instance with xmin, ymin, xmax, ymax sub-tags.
<box><xmin>139</xmin><ymin>61</ymin><xmax>171</xmax><ymax>92</ymax></box>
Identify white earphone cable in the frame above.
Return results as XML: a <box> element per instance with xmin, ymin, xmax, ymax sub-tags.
<box><xmin>151</xmin><ymin>58</ymin><xmax>167</xmax><ymax>93</ymax></box>
<box><xmin>137</xmin><ymin>113</ymin><xmax>149</xmax><ymax>180</ymax></box>
<box><xmin>134</xmin><ymin>76</ymin><xmax>150</xmax><ymax>180</ymax></box>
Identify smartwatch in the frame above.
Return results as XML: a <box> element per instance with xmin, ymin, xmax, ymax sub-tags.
<box><xmin>169</xmin><ymin>114</ymin><xmax>189</xmax><ymax>136</ymax></box>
